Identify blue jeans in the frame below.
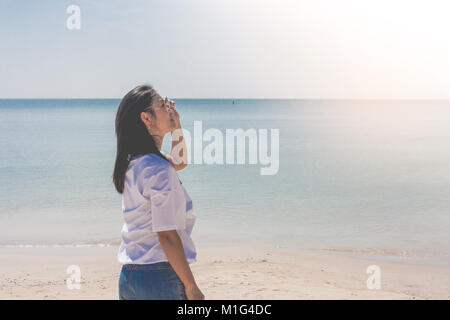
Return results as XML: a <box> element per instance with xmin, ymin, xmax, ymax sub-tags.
<box><xmin>118</xmin><ymin>262</ymin><xmax>188</xmax><ymax>300</ymax></box>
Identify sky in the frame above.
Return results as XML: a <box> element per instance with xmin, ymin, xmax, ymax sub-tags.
<box><xmin>0</xmin><ymin>0</ymin><xmax>449</xmax><ymax>99</ymax></box>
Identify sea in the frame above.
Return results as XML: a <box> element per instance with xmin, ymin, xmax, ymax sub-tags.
<box><xmin>0</xmin><ymin>99</ymin><xmax>449</xmax><ymax>266</ymax></box>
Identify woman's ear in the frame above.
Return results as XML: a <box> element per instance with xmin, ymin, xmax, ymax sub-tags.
<box><xmin>140</xmin><ymin>111</ymin><xmax>152</xmax><ymax>128</ymax></box>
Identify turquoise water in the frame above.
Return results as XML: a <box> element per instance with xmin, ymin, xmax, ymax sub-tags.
<box><xmin>0</xmin><ymin>99</ymin><xmax>449</xmax><ymax>266</ymax></box>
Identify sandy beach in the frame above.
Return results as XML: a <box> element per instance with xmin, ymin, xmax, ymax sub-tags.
<box><xmin>0</xmin><ymin>245</ymin><xmax>449</xmax><ymax>300</ymax></box>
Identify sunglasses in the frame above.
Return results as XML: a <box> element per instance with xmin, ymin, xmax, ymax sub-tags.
<box><xmin>162</xmin><ymin>96</ymin><xmax>175</xmax><ymax>109</ymax></box>
<box><xmin>144</xmin><ymin>96</ymin><xmax>174</xmax><ymax>112</ymax></box>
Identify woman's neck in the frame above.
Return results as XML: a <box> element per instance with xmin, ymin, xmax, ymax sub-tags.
<box><xmin>152</xmin><ymin>134</ymin><xmax>163</xmax><ymax>151</ymax></box>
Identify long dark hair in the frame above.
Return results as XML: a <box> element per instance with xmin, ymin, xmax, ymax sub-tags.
<box><xmin>113</xmin><ymin>84</ymin><xmax>168</xmax><ymax>194</ymax></box>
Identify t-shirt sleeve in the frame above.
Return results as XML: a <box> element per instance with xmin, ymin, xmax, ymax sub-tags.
<box><xmin>142</xmin><ymin>163</ymin><xmax>186</xmax><ymax>232</ymax></box>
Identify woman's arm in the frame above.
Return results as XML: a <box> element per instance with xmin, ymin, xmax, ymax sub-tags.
<box><xmin>167</xmin><ymin>99</ymin><xmax>188</xmax><ymax>171</ymax></box>
<box><xmin>157</xmin><ymin>230</ymin><xmax>204</xmax><ymax>299</ymax></box>
<box><xmin>169</xmin><ymin>125</ymin><xmax>188</xmax><ymax>171</ymax></box>
<box><xmin>157</xmin><ymin>230</ymin><xmax>195</xmax><ymax>286</ymax></box>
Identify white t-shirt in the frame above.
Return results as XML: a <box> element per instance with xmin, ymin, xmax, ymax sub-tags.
<box><xmin>117</xmin><ymin>152</ymin><xmax>197</xmax><ymax>265</ymax></box>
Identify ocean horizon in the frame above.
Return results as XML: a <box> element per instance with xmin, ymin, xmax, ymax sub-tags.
<box><xmin>0</xmin><ymin>98</ymin><xmax>449</xmax><ymax>267</ymax></box>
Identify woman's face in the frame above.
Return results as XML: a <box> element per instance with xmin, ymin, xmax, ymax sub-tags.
<box><xmin>141</xmin><ymin>93</ymin><xmax>175</xmax><ymax>136</ymax></box>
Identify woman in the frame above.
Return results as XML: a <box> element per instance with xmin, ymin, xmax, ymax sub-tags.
<box><xmin>113</xmin><ymin>84</ymin><xmax>205</xmax><ymax>300</ymax></box>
